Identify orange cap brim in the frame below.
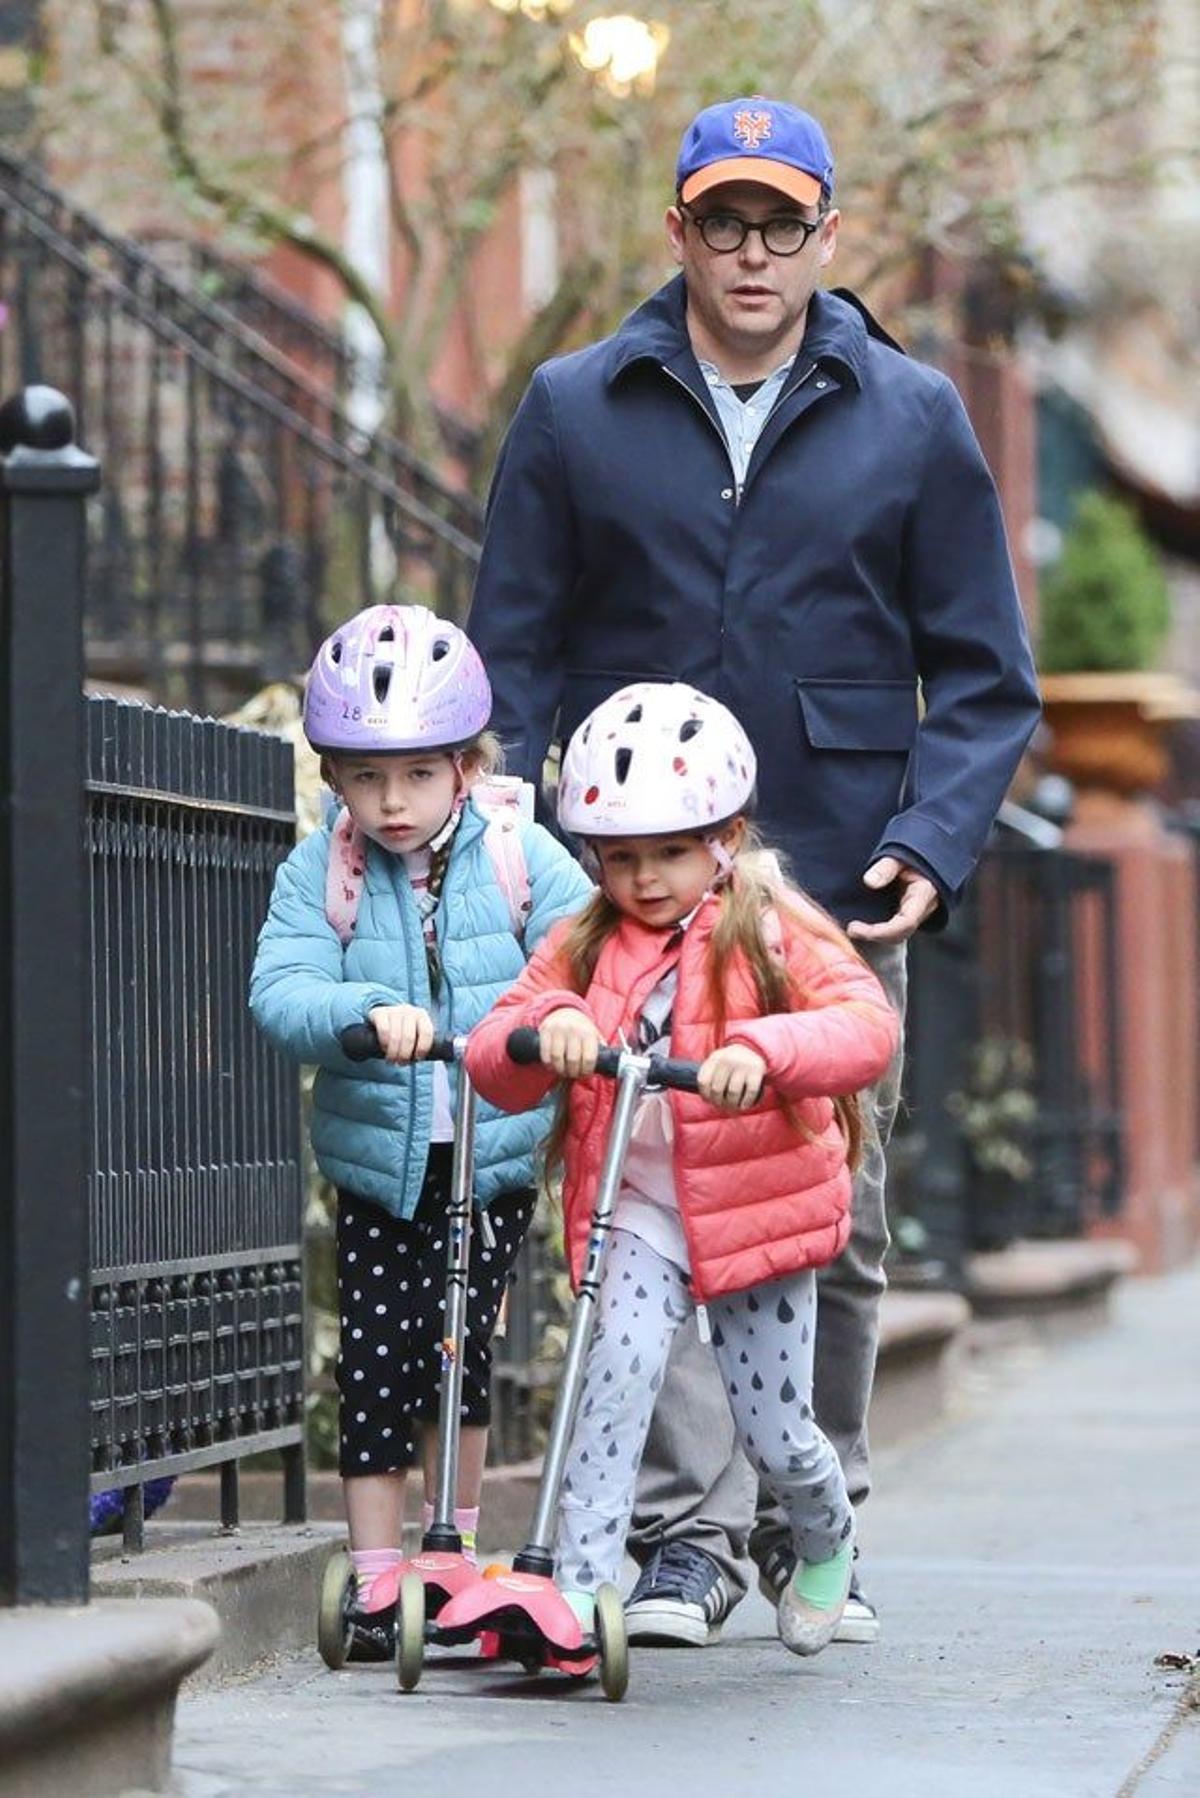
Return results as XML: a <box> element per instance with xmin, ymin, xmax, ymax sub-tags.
<box><xmin>679</xmin><ymin>157</ymin><xmax>823</xmax><ymax>208</ymax></box>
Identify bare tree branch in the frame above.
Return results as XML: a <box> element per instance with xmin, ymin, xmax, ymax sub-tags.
<box><xmin>142</xmin><ymin>0</ymin><xmax>398</xmax><ymax>360</ymax></box>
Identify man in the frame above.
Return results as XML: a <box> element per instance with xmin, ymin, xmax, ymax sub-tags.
<box><xmin>469</xmin><ymin>96</ymin><xmax>1040</xmax><ymax>1646</ymax></box>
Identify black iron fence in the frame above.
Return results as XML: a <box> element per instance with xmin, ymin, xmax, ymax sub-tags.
<box><xmin>0</xmin><ymin>152</ymin><xmax>482</xmax><ymax>712</ymax></box>
<box><xmin>891</xmin><ymin>832</ymin><xmax>1124</xmax><ymax>1285</ymax></box>
<box><xmin>86</xmin><ymin>695</ymin><xmax>306</xmax><ymax>1545</ymax></box>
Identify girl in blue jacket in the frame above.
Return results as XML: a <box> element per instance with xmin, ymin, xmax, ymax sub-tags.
<box><xmin>250</xmin><ymin>605</ymin><xmax>591</xmax><ymax>1659</ymax></box>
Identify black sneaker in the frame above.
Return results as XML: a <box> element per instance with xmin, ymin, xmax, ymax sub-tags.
<box><xmin>624</xmin><ymin>1542</ymin><xmax>732</xmax><ymax>1646</ymax></box>
<box><xmin>757</xmin><ymin>1544</ymin><xmax>880</xmax><ymax>1645</ymax></box>
<box><xmin>346</xmin><ymin>1602</ymin><xmax>396</xmax><ymax>1663</ymax></box>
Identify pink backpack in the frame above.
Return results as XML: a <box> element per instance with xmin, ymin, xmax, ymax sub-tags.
<box><xmin>324</xmin><ymin>776</ymin><xmax>534</xmax><ymax>948</ymax></box>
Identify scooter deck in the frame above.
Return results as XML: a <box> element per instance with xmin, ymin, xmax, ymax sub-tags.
<box><xmin>432</xmin><ymin>1568</ymin><xmax>597</xmax><ymax>1672</ymax></box>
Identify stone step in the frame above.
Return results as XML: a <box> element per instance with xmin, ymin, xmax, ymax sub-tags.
<box><xmin>0</xmin><ymin>1597</ymin><xmax>217</xmax><ymax>1796</ymax></box>
<box><xmin>966</xmin><ymin>1237</ymin><xmax>1137</xmax><ymax>1339</ymax></box>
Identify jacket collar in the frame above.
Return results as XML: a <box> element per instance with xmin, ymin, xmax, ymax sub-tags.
<box><xmin>605</xmin><ymin>275</ymin><xmax>870</xmax><ymax>391</ymax></box>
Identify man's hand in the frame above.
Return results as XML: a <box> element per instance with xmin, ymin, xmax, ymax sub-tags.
<box><xmin>367</xmin><ymin>1004</ymin><xmax>436</xmax><ymax>1065</ymax></box>
<box><xmin>847</xmin><ymin>857</ymin><xmax>940</xmax><ymax>945</ymax></box>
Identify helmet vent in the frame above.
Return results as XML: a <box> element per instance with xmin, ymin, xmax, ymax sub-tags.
<box><xmin>330</xmin><ymin>639</ymin><xmax>343</xmax><ymax>664</ymax></box>
<box><xmin>377</xmin><ymin>624</ymin><xmax>395</xmax><ymax>643</ymax></box>
<box><xmin>679</xmin><ymin>718</ymin><xmax>703</xmax><ymax>742</ymax></box>
<box><xmin>373</xmin><ymin>664</ymin><xmax>392</xmax><ymax>703</ymax></box>
<box><xmin>615</xmin><ymin>747</ymin><xmax>633</xmax><ymax>785</ymax></box>
<box><xmin>431</xmin><ymin>638</ymin><xmax>450</xmax><ymax>662</ymax></box>
<box><xmin>625</xmin><ymin>703</ymin><xmax>643</xmax><ymax>723</ymax></box>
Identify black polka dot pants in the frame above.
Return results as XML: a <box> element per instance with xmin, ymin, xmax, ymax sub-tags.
<box><xmin>556</xmin><ymin>1228</ymin><xmax>852</xmax><ymax>1592</ymax></box>
<box><xmin>335</xmin><ymin>1147</ymin><xmax>536</xmax><ymax>1479</ymax></box>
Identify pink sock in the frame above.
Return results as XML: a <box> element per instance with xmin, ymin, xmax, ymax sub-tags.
<box><xmin>350</xmin><ymin>1548</ymin><xmax>403</xmax><ymax>1613</ymax></box>
<box><xmin>421</xmin><ymin>1502</ymin><xmax>435</xmax><ymax>1536</ymax></box>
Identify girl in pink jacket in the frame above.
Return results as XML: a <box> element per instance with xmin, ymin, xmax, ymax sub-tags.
<box><xmin>466</xmin><ymin>682</ymin><xmax>898</xmax><ymax>1657</ymax></box>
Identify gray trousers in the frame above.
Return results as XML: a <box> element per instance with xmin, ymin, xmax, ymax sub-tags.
<box><xmin>558</xmin><ymin>1231</ymin><xmax>850</xmax><ymax>1592</ymax></box>
<box><xmin>627</xmin><ymin>941</ymin><xmax>907</xmax><ymax>1598</ymax></box>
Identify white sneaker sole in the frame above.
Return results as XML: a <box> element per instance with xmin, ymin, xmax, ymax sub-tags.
<box><xmin>833</xmin><ymin>1608</ymin><xmax>881</xmax><ymax>1645</ymax></box>
<box><xmin>623</xmin><ymin>1602</ymin><xmax>722</xmax><ymax>1647</ymax></box>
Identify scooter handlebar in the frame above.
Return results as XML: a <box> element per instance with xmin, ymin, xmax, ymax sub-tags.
<box><xmin>505</xmin><ymin>1026</ymin><xmax>702</xmax><ymax>1094</ymax></box>
<box><xmin>340</xmin><ymin>1023</ymin><xmax>458</xmax><ymax>1063</ymax></box>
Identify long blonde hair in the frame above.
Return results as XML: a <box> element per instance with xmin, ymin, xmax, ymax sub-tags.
<box><xmin>546</xmin><ymin>826</ymin><xmax>865</xmax><ymax>1172</ymax></box>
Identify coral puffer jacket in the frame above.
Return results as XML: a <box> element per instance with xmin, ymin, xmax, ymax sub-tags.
<box><xmin>466</xmin><ymin>893</ymin><xmax>899</xmax><ymax>1302</ymax></box>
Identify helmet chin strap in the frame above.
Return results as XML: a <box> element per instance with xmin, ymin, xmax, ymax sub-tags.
<box><xmin>426</xmin><ymin>752</ymin><xmax>468</xmax><ymax>854</ymax></box>
<box><xmin>705</xmin><ymin>833</ymin><xmax>735</xmax><ymax>882</ymax></box>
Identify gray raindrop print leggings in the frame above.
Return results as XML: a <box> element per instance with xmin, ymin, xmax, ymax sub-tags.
<box><xmin>556</xmin><ymin>1228</ymin><xmax>853</xmax><ymax>1593</ymax></box>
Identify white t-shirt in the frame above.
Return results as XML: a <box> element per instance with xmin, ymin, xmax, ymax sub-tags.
<box><xmin>614</xmin><ymin>965</ymin><xmax>690</xmax><ymax>1272</ymax></box>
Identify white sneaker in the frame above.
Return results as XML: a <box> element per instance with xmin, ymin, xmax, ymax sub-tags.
<box><xmin>837</xmin><ymin>1582</ymin><xmax>881</xmax><ymax>1644</ymax></box>
<box><xmin>624</xmin><ymin>1543</ymin><xmax>732</xmax><ymax>1646</ymax></box>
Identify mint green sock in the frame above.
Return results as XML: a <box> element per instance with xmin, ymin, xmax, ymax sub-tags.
<box><xmin>792</xmin><ymin>1541</ymin><xmax>853</xmax><ymax>1611</ymax></box>
<box><xmin>561</xmin><ymin>1588</ymin><xmax>596</xmax><ymax>1629</ymax></box>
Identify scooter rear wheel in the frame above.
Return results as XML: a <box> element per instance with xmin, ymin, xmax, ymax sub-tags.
<box><xmin>395</xmin><ymin>1571</ymin><xmax>426</xmax><ymax>1692</ymax></box>
<box><xmin>317</xmin><ymin>1550</ymin><xmax>355</xmax><ymax>1671</ymax></box>
<box><xmin>595</xmin><ymin>1583</ymin><xmax>628</xmax><ymax>1702</ymax></box>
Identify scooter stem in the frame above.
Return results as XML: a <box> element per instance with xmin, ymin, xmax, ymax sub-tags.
<box><xmin>429</xmin><ymin>1037</ymin><xmax>475</xmax><ymax>1547</ymax></box>
<box><xmin>520</xmin><ymin>1056</ymin><xmax>648</xmax><ymax>1558</ymax></box>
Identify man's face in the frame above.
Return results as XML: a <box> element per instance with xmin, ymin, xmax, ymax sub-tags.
<box><xmin>665</xmin><ymin>180</ymin><xmax>838</xmax><ymax>360</ymax></box>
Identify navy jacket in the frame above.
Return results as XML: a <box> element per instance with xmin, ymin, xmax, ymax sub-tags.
<box><xmin>469</xmin><ymin>277</ymin><xmax>1041</xmax><ymax>925</ymax></box>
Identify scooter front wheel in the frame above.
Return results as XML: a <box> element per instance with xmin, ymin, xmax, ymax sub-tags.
<box><xmin>395</xmin><ymin>1571</ymin><xmax>426</xmax><ymax>1692</ymax></box>
<box><xmin>595</xmin><ymin>1583</ymin><xmax>628</xmax><ymax>1702</ymax></box>
<box><xmin>317</xmin><ymin>1550</ymin><xmax>355</xmax><ymax>1671</ymax></box>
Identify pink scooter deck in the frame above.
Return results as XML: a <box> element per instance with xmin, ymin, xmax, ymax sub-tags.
<box><xmin>369</xmin><ymin>1550</ymin><xmax>484</xmax><ymax>1616</ymax></box>
<box><xmin>435</xmin><ymin>1569</ymin><xmax>596</xmax><ymax>1673</ymax></box>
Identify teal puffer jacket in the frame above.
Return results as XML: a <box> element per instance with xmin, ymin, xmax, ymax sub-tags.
<box><xmin>249</xmin><ymin>797</ymin><xmax>592</xmax><ymax>1217</ymax></box>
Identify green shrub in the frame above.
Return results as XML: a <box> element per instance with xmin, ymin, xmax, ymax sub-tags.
<box><xmin>1039</xmin><ymin>491</ymin><xmax>1171</xmax><ymax>673</ymax></box>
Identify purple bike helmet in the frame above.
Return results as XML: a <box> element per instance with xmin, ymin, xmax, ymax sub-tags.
<box><xmin>303</xmin><ymin>605</ymin><xmax>492</xmax><ymax>754</ymax></box>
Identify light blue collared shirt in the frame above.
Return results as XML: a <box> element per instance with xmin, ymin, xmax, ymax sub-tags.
<box><xmin>696</xmin><ymin>357</ymin><xmax>795</xmax><ymax>497</ymax></box>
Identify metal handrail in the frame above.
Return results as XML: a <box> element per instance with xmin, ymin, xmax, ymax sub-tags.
<box><xmin>0</xmin><ymin>180</ymin><xmax>482</xmax><ymax>564</ymax></box>
<box><xmin>0</xmin><ymin>151</ymin><xmax>484</xmax><ymax>542</ymax></box>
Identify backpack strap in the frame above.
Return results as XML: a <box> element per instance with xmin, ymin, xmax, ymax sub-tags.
<box><xmin>473</xmin><ymin>776</ymin><xmax>533</xmax><ymax>940</ymax></box>
<box><xmin>325</xmin><ymin>806</ymin><xmax>367</xmax><ymax>947</ymax></box>
<box><xmin>322</xmin><ymin>777</ymin><xmax>534</xmax><ymax>946</ymax></box>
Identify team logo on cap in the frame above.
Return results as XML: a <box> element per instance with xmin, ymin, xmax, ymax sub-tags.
<box><xmin>733</xmin><ymin>108</ymin><xmax>773</xmax><ymax>149</ymax></box>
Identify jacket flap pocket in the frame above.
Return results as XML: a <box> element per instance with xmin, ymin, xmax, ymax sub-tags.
<box><xmin>795</xmin><ymin>678</ymin><xmax>918</xmax><ymax>752</ymax></box>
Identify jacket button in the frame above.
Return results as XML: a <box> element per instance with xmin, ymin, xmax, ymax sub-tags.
<box><xmin>720</xmin><ymin>487</ymin><xmax>733</xmax><ymax>500</ymax></box>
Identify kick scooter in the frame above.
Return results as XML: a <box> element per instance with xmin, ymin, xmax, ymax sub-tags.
<box><xmin>432</xmin><ymin>1024</ymin><xmax>703</xmax><ymax>1703</ymax></box>
<box><xmin>317</xmin><ymin>1028</ymin><xmax>491</xmax><ymax>1690</ymax></box>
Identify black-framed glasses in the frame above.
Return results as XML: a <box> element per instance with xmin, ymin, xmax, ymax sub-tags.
<box><xmin>680</xmin><ymin>205</ymin><xmax>826</xmax><ymax>257</ymax></box>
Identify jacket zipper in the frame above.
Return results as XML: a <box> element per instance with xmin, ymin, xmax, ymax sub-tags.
<box><xmin>660</xmin><ymin>358</ymin><xmax>819</xmax><ymax>506</ymax></box>
<box><xmin>660</xmin><ymin>364</ymin><xmax>740</xmax><ymax>500</ymax></box>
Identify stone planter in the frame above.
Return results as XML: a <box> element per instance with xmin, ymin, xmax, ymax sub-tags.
<box><xmin>1040</xmin><ymin>672</ymin><xmax>1200</xmax><ymax>796</ymax></box>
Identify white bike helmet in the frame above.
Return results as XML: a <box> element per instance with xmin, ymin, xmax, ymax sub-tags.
<box><xmin>558</xmin><ymin>681</ymin><xmax>756</xmax><ymax>838</ymax></box>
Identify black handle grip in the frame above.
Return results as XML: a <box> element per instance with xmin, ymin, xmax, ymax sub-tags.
<box><xmin>340</xmin><ymin>1024</ymin><xmax>457</xmax><ymax>1063</ymax></box>
<box><xmin>505</xmin><ymin>1027</ymin><xmax>702</xmax><ymax>1093</ymax></box>
<box><xmin>644</xmin><ymin>1053</ymin><xmax>703</xmax><ymax>1094</ymax></box>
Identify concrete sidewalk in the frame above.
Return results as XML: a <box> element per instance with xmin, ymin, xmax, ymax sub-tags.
<box><xmin>171</xmin><ymin>1263</ymin><xmax>1200</xmax><ymax>1798</ymax></box>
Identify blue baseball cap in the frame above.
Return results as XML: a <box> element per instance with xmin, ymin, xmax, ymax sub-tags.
<box><xmin>676</xmin><ymin>97</ymin><xmax>834</xmax><ymax>209</ymax></box>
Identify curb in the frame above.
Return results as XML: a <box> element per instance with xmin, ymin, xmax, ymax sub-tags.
<box><xmin>0</xmin><ymin>1596</ymin><xmax>217</xmax><ymax>1796</ymax></box>
<box><xmin>92</xmin><ymin>1523</ymin><xmax>343</xmax><ymax>1689</ymax></box>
